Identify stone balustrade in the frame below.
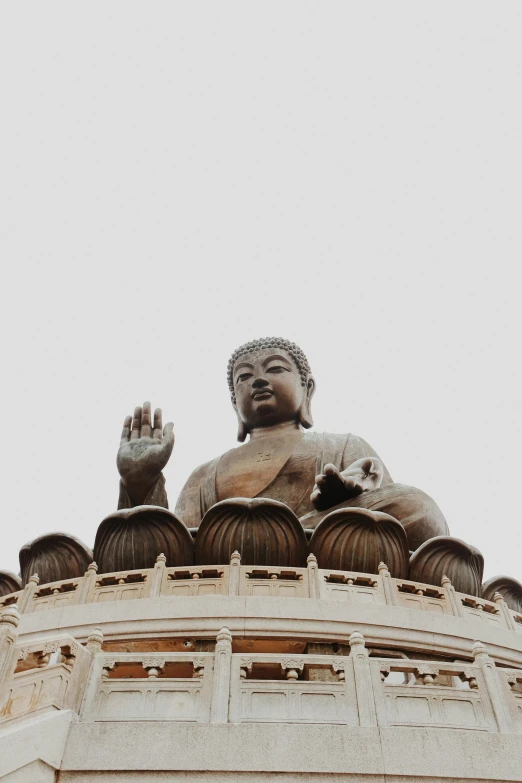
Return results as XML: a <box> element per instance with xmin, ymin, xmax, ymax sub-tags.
<box><xmin>1</xmin><ymin>622</ymin><xmax>522</xmax><ymax>737</ymax></box>
<box><xmin>0</xmin><ymin>630</ymin><xmax>92</xmax><ymax>723</ymax></box>
<box><xmin>2</xmin><ymin>553</ymin><xmax>522</xmax><ymax>637</ymax></box>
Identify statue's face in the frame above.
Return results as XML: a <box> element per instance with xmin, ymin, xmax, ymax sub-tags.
<box><xmin>233</xmin><ymin>348</ymin><xmax>306</xmax><ymax>430</ymax></box>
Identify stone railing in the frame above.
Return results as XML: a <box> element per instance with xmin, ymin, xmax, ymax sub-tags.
<box><xmin>0</xmin><ymin>613</ymin><xmax>92</xmax><ymax>723</ymax></box>
<box><xmin>1</xmin><ymin>553</ymin><xmax>522</xmax><ymax>635</ymax></box>
<box><xmin>1</xmin><ymin>617</ymin><xmax>521</xmax><ymax>735</ymax></box>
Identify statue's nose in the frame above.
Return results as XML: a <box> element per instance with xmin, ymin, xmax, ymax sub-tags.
<box><xmin>252</xmin><ymin>375</ymin><xmax>269</xmax><ymax>388</ymax></box>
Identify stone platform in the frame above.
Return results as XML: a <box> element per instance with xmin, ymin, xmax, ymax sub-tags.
<box><xmin>1</xmin><ymin>554</ymin><xmax>522</xmax><ymax>782</ymax></box>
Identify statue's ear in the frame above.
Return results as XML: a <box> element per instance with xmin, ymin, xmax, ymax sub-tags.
<box><xmin>234</xmin><ymin>405</ymin><xmax>248</xmax><ymax>442</ymax></box>
<box><xmin>298</xmin><ymin>377</ymin><xmax>315</xmax><ymax>429</ymax></box>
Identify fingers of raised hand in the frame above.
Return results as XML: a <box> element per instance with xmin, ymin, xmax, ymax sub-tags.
<box><xmin>161</xmin><ymin>422</ymin><xmax>175</xmax><ymax>453</ymax></box>
<box><xmin>120</xmin><ymin>415</ymin><xmax>132</xmax><ymax>443</ymax></box>
<box><xmin>141</xmin><ymin>401</ymin><xmax>152</xmax><ymax>438</ymax></box>
<box><xmin>152</xmin><ymin>408</ymin><xmax>163</xmax><ymax>439</ymax></box>
<box><xmin>130</xmin><ymin>406</ymin><xmax>142</xmax><ymax>440</ymax></box>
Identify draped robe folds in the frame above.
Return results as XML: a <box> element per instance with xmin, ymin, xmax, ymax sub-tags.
<box><xmin>118</xmin><ymin>432</ymin><xmax>449</xmax><ymax>551</ymax></box>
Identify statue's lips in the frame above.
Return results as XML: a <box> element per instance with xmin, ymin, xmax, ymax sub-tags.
<box><xmin>252</xmin><ymin>390</ymin><xmax>274</xmax><ymax>401</ymax></box>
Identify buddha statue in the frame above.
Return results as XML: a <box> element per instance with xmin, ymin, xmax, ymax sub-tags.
<box><xmin>116</xmin><ymin>337</ymin><xmax>449</xmax><ymax>553</ymax></box>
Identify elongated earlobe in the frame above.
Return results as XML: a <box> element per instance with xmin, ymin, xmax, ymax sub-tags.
<box><xmin>298</xmin><ymin>377</ymin><xmax>315</xmax><ymax>429</ymax></box>
<box><xmin>234</xmin><ymin>407</ymin><xmax>248</xmax><ymax>442</ymax></box>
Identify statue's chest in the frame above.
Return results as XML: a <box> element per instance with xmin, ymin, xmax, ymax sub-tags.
<box><xmin>216</xmin><ymin>433</ymin><xmax>307</xmax><ymax>501</ymax></box>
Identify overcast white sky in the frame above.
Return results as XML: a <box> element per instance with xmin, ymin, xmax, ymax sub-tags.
<box><xmin>1</xmin><ymin>3</ymin><xmax>521</xmax><ymax>583</ymax></box>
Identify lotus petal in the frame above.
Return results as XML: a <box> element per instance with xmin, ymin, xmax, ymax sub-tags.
<box><xmin>195</xmin><ymin>497</ymin><xmax>308</xmax><ymax>567</ymax></box>
<box><xmin>409</xmin><ymin>536</ymin><xmax>484</xmax><ymax>596</ymax></box>
<box><xmin>0</xmin><ymin>571</ymin><xmax>22</xmax><ymax>598</ymax></box>
<box><xmin>19</xmin><ymin>533</ymin><xmax>93</xmax><ymax>586</ymax></box>
<box><xmin>309</xmin><ymin>507</ymin><xmax>409</xmax><ymax>578</ymax></box>
<box><xmin>94</xmin><ymin>505</ymin><xmax>194</xmax><ymax>573</ymax></box>
<box><xmin>482</xmin><ymin>575</ymin><xmax>522</xmax><ymax>613</ymax></box>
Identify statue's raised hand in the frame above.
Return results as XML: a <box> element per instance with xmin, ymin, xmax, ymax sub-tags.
<box><xmin>310</xmin><ymin>458</ymin><xmax>383</xmax><ymax>512</ymax></box>
<box><xmin>117</xmin><ymin>402</ymin><xmax>174</xmax><ymax>506</ymax></box>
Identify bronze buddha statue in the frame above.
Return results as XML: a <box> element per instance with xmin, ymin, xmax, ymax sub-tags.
<box><xmin>116</xmin><ymin>337</ymin><xmax>449</xmax><ymax>552</ymax></box>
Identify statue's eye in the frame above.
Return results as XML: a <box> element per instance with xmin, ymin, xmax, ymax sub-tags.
<box><xmin>267</xmin><ymin>365</ymin><xmax>288</xmax><ymax>373</ymax></box>
<box><xmin>236</xmin><ymin>373</ymin><xmax>252</xmax><ymax>383</ymax></box>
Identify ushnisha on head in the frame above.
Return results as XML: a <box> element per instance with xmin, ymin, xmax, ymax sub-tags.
<box><xmin>227</xmin><ymin>337</ymin><xmax>315</xmax><ymax>441</ymax></box>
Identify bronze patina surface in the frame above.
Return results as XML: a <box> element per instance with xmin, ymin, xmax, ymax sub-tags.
<box><xmin>116</xmin><ymin>338</ymin><xmax>449</xmax><ymax>563</ymax></box>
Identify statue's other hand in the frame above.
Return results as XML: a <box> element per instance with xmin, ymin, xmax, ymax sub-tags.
<box><xmin>117</xmin><ymin>402</ymin><xmax>174</xmax><ymax>505</ymax></box>
<box><xmin>310</xmin><ymin>458</ymin><xmax>383</xmax><ymax>511</ymax></box>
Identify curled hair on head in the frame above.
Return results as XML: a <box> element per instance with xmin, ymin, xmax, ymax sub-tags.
<box><xmin>227</xmin><ymin>337</ymin><xmax>313</xmax><ymax>404</ymax></box>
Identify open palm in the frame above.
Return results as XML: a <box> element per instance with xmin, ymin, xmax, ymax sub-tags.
<box><xmin>117</xmin><ymin>401</ymin><xmax>174</xmax><ymax>503</ymax></box>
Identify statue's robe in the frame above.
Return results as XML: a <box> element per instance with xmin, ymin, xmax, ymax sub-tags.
<box><xmin>117</xmin><ymin>432</ymin><xmax>449</xmax><ymax>552</ymax></box>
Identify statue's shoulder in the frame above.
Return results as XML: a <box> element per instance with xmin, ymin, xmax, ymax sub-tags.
<box><xmin>182</xmin><ymin>454</ymin><xmax>221</xmax><ymax>483</ymax></box>
<box><xmin>304</xmin><ymin>431</ymin><xmax>381</xmax><ymax>470</ymax></box>
<box><xmin>303</xmin><ymin>431</ymin><xmax>355</xmax><ymax>448</ymax></box>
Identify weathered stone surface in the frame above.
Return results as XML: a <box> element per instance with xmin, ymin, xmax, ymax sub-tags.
<box><xmin>195</xmin><ymin>497</ymin><xmax>308</xmax><ymax>567</ymax></box>
<box><xmin>94</xmin><ymin>505</ymin><xmax>194</xmax><ymax>573</ymax></box>
<box><xmin>309</xmin><ymin>507</ymin><xmax>409</xmax><ymax>578</ymax></box>
<box><xmin>19</xmin><ymin>533</ymin><xmax>92</xmax><ymax>586</ymax></box>
<box><xmin>0</xmin><ymin>571</ymin><xmax>22</xmax><ymax>598</ymax></box>
<box><xmin>483</xmin><ymin>575</ymin><xmax>522</xmax><ymax>613</ymax></box>
<box><xmin>409</xmin><ymin>536</ymin><xmax>484</xmax><ymax>596</ymax></box>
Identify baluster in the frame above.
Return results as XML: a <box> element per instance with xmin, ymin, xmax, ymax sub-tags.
<box><xmin>228</xmin><ymin>551</ymin><xmax>241</xmax><ymax>596</ymax></box>
<box><xmin>472</xmin><ymin>640</ymin><xmax>512</xmax><ymax>733</ymax></box>
<box><xmin>0</xmin><ymin>605</ymin><xmax>20</xmax><ymax>710</ymax></box>
<box><xmin>441</xmin><ymin>575</ymin><xmax>464</xmax><ymax>617</ymax></box>
<box><xmin>493</xmin><ymin>591</ymin><xmax>517</xmax><ymax>632</ymax></box>
<box><xmin>378</xmin><ymin>562</ymin><xmax>397</xmax><ymax>606</ymax></box>
<box><xmin>210</xmin><ymin>627</ymin><xmax>232</xmax><ymax>723</ymax></box>
<box><xmin>307</xmin><ymin>554</ymin><xmax>320</xmax><ymax>599</ymax></box>
<box><xmin>18</xmin><ymin>574</ymin><xmax>39</xmax><ymax>614</ymax></box>
<box><xmin>151</xmin><ymin>553</ymin><xmax>167</xmax><ymax>597</ymax></box>
<box><xmin>349</xmin><ymin>631</ymin><xmax>377</xmax><ymax>727</ymax></box>
<box><xmin>80</xmin><ymin>562</ymin><xmax>99</xmax><ymax>604</ymax></box>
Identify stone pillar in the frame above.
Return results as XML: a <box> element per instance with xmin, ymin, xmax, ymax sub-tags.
<box><xmin>18</xmin><ymin>574</ymin><xmax>39</xmax><ymax>614</ymax></box>
<box><xmin>307</xmin><ymin>554</ymin><xmax>321</xmax><ymax>599</ymax></box>
<box><xmin>349</xmin><ymin>630</ymin><xmax>377</xmax><ymax>727</ymax></box>
<box><xmin>210</xmin><ymin>626</ymin><xmax>232</xmax><ymax>723</ymax></box>
<box><xmin>472</xmin><ymin>640</ymin><xmax>512</xmax><ymax>733</ymax></box>
<box><xmin>150</xmin><ymin>553</ymin><xmax>167</xmax><ymax>598</ymax></box>
<box><xmin>441</xmin><ymin>575</ymin><xmax>464</xmax><ymax>617</ymax></box>
<box><xmin>0</xmin><ymin>605</ymin><xmax>20</xmax><ymax>710</ymax></box>
<box><xmin>86</xmin><ymin>626</ymin><xmax>104</xmax><ymax>657</ymax></box>
<box><xmin>79</xmin><ymin>562</ymin><xmax>99</xmax><ymax>604</ymax></box>
<box><xmin>378</xmin><ymin>562</ymin><xmax>397</xmax><ymax>606</ymax></box>
<box><xmin>228</xmin><ymin>551</ymin><xmax>241</xmax><ymax>596</ymax></box>
<box><xmin>493</xmin><ymin>592</ymin><xmax>517</xmax><ymax>632</ymax></box>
